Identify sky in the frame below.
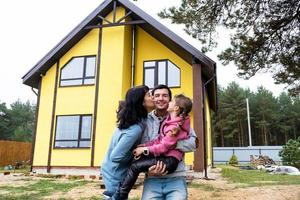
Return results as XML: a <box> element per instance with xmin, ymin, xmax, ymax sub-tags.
<box><xmin>0</xmin><ymin>0</ymin><xmax>287</xmax><ymax>106</ymax></box>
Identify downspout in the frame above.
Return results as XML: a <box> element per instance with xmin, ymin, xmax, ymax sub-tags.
<box><xmin>203</xmin><ymin>73</ymin><xmax>216</xmax><ymax>180</ymax></box>
<box><xmin>31</xmin><ymin>87</ymin><xmax>38</xmax><ymax>96</ymax></box>
<box><xmin>30</xmin><ymin>86</ymin><xmax>38</xmax><ymax>172</ymax></box>
<box><xmin>131</xmin><ymin>25</ymin><xmax>136</xmax><ymax>87</ymax></box>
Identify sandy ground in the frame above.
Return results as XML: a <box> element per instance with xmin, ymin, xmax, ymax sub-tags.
<box><xmin>0</xmin><ymin>169</ymin><xmax>300</xmax><ymax>200</ymax></box>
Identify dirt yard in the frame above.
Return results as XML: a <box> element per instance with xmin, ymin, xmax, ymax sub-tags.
<box><xmin>0</xmin><ymin>167</ymin><xmax>299</xmax><ymax>200</ymax></box>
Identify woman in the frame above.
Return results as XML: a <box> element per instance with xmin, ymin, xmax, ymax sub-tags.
<box><xmin>101</xmin><ymin>85</ymin><xmax>154</xmax><ymax>198</ymax></box>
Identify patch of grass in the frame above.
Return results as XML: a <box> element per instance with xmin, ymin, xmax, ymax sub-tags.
<box><xmin>0</xmin><ymin>194</ymin><xmax>36</xmax><ymax>200</ymax></box>
<box><xmin>188</xmin><ymin>183</ymin><xmax>219</xmax><ymax>191</ymax></box>
<box><xmin>220</xmin><ymin>165</ymin><xmax>300</xmax><ymax>187</ymax></box>
<box><xmin>68</xmin><ymin>175</ymin><xmax>84</xmax><ymax>180</ymax></box>
<box><xmin>0</xmin><ymin>179</ymin><xmax>89</xmax><ymax>199</ymax></box>
<box><xmin>35</xmin><ymin>174</ymin><xmax>65</xmax><ymax>179</ymax></box>
<box><xmin>211</xmin><ymin>191</ymin><xmax>222</xmax><ymax>198</ymax></box>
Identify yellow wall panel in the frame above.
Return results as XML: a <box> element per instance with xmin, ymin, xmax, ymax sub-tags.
<box><xmin>33</xmin><ymin>64</ymin><xmax>56</xmax><ymax>166</ymax></box>
<box><xmin>122</xmin><ymin>23</ymin><xmax>133</xmax><ymax>96</ymax></box>
<box><xmin>56</xmin><ymin>87</ymin><xmax>95</xmax><ymax>115</ymax></box>
<box><xmin>51</xmin><ymin>150</ymin><xmax>91</xmax><ymax>166</ymax></box>
<box><xmin>94</xmin><ymin>7</ymin><xmax>131</xmax><ymax>166</ymax></box>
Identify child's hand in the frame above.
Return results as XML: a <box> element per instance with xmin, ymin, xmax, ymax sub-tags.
<box><xmin>133</xmin><ymin>147</ymin><xmax>145</xmax><ymax>156</ymax></box>
<box><xmin>137</xmin><ymin>143</ymin><xmax>146</xmax><ymax>147</ymax></box>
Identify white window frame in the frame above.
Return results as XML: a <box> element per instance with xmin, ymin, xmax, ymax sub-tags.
<box><xmin>59</xmin><ymin>55</ymin><xmax>96</xmax><ymax>87</ymax></box>
<box><xmin>143</xmin><ymin>59</ymin><xmax>181</xmax><ymax>88</ymax></box>
<box><xmin>54</xmin><ymin>115</ymin><xmax>92</xmax><ymax>148</ymax></box>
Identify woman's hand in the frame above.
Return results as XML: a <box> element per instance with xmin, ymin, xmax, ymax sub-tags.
<box><xmin>133</xmin><ymin>147</ymin><xmax>146</xmax><ymax>157</ymax></box>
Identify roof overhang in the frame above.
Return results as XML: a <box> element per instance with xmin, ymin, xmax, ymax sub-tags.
<box><xmin>22</xmin><ymin>0</ymin><xmax>217</xmax><ymax>110</ymax></box>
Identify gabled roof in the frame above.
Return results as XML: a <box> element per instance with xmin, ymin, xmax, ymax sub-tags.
<box><xmin>22</xmin><ymin>0</ymin><xmax>216</xmax><ymax>89</ymax></box>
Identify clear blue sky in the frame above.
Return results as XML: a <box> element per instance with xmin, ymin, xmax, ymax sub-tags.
<box><xmin>0</xmin><ymin>0</ymin><xmax>286</xmax><ymax>106</ymax></box>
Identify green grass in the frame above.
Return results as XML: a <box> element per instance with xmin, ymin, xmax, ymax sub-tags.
<box><xmin>0</xmin><ymin>179</ymin><xmax>88</xmax><ymax>199</ymax></box>
<box><xmin>220</xmin><ymin>165</ymin><xmax>300</xmax><ymax>187</ymax></box>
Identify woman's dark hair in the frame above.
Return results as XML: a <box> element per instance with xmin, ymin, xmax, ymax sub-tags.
<box><xmin>117</xmin><ymin>85</ymin><xmax>149</xmax><ymax>129</ymax></box>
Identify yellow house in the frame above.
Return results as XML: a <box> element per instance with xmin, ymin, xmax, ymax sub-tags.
<box><xmin>22</xmin><ymin>0</ymin><xmax>217</xmax><ymax>175</ymax></box>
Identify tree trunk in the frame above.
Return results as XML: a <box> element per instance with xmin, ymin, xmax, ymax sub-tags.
<box><xmin>221</xmin><ymin>130</ymin><xmax>224</xmax><ymax>147</ymax></box>
<box><xmin>240</xmin><ymin>121</ymin><xmax>244</xmax><ymax>147</ymax></box>
<box><xmin>238</xmin><ymin>122</ymin><xmax>241</xmax><ymax>147</ymax></box>
<box><xmin>284</xmin><ymin>131</ymin><xmax>288</xmax><ymax>143</ymax></box>
<box><xmin>264</xmin><ymin>126</ymin><xmax>268</xmax><ymax>146</ymax></box>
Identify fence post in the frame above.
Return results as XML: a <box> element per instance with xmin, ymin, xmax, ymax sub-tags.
<box><xmin>259</xmin><ymin>148</ymin><xmax>261</xmax><ymax>155</ymax></box>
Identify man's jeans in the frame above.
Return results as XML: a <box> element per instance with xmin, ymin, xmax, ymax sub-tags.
<box><xmin>141</xmin><ymin>177</ymin><xmax>187</xmax><ymax>200</ymax></box>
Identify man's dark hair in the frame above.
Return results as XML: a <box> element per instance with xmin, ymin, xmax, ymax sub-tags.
<box><xmin>117</xmin><ymin>85</ymin><xmax>149</xmax><ymax>129</ymax></box>
<box><xmin>151</xmin><ymin>84</ymin><xmax>172</xmax><ymax>100</ymax></box>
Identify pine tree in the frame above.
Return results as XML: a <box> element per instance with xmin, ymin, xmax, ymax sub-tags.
<box><xmin>158</xmin><ymin>0</ymin><xmax>300</xmax><ymax>95</ymax></box>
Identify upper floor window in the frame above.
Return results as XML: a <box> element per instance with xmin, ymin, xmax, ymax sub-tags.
<box><xmin>54</xmin><ymin>115</ymin><xmax>92</xmax><ymax>148</ymax></box>
<box><xmin>60</xmin><ymin>56</ymin><xmax>96</xmax><ymax>86</ymax></box>
<box><xmin>143</xmin><ymin>60</ymin><xmax>180</xmax><ymax>88</ymax></box>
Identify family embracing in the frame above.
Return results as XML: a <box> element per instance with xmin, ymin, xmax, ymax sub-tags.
<box><xmin>101</xmin><ymin>84</ymin><xmax>197</xmax><ymax>200</ymax></box>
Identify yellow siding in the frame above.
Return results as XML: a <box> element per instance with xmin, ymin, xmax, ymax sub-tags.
<box><xmin>94</xmin><ymin>7</ymin><xmax>132</xmax><ymax>165</ymax></box>
<box><xmin>51</xmin><ymin>29</ymin><xmax>99</xmax><ymax>166</ymax></box>
<box><xmin>134</xmin><ymin>27</ymin><xmax>195</xmax><ymax>165</ymax></box>
<box><xmin>33</xmin><ymin>64</ymin><xmax>56</xmax><ymax>166</ymax></box>
<box><xmin>122</xmin><ymin>22</ymin><xmax>133</xmax><ymax>96</ymax></box>
<box><xmin>204</xmin><ymin>90</ymin><xmax>212</xmax><ymax>165</ymax></box>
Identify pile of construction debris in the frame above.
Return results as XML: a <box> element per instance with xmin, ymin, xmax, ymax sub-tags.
<box><xmin>250</xmin><ymin>155</ymin><xmax>276</xmax><ymax>166</ymax></box>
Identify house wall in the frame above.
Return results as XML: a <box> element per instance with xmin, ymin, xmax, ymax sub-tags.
<box><xmin>33</xmin><ymin>6</ymin><xmax>213</xmax><ymax>170</ymax></box>
<box><xmin>134</xmin><ymin>27</ymin><xmax>195</xmax><ymax>165</ymax></box>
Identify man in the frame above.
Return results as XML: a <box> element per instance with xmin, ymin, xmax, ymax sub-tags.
<box><xmin>141</xmin><ymin>84</ymin><xmax>197</xmax><ymax>200</ymax></box>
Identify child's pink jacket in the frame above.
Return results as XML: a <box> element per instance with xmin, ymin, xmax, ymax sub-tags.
<box><xmin>145</xmin><ymin>115</ymin><xmax>190</xmax><ymax>161</ymax></box>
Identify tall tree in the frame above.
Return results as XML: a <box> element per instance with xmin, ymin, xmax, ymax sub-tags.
<box><xmin>8</xmin><ymin>100</ymin><xmax>35</xmax><ymax>142</ymax></box>
<box><xmin>212</xmin><ymin>86</ymin><xmax>227</xmax><ymax>146</ymax></box>
<box><xmin>0</xmin><ymin>102</ymin><xmax>12</xmax><ymax>140</ymax></box>
<box><xmin>251</xmin><ymin>87</ymin><xmax>278</xmax><ymax>145</ymax></box>
<box><xmin>291</xmin><ymin>96</ymin><xmax>300</xmax><ymax>139</ymax></box>
<box><xmin>218</xmin><ymin>82</ymin><xmax>247</xmax><ymax>146</ymax></box>
<box><xmin>277</xmin><ymin>92</ymin><xmax>294</xmax><ymax>143</ymax></box>
<box><xmin>158</xmin><ymin>0</ymin><xmax>300</xmax><ymax>95</ymax></box>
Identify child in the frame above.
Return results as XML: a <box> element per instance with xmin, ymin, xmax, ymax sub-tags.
<box><xmin>111</xmin><ymin>94</ymin><xmax>193</xmax><ymax>200</ymax></box>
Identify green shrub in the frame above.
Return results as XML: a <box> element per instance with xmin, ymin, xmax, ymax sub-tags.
<box><xmin>279</xmin><ymin>137</ymin><xmax>300</xmax><ymax>169</ymax></box>
<box><xmin>228</xmin><ymin>154</ymin><xmax>238</xmax><ymax>165</ymax></box>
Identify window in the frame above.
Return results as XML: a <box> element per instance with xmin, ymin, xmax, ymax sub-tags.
<box><xmin>143</xmin><ymin>60</ymin><xmax>180</xmax><ymax>88</ymax></box>
<box><xmin>54</xmin><ymin>115</ymin><xmax>92</xmax><ymax>148</ymax></box>
<box><xmin>60</xmin><ymin>56</ymin><xmax>96</xmax><ymax>86</ymax></box>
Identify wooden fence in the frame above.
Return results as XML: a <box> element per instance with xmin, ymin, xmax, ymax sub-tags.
<box><xmin>0</xmin><ymin>140</ymin><xmax>32</xmax><ymax>166</ymax></box>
